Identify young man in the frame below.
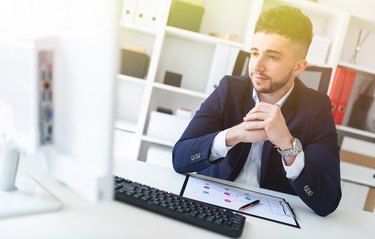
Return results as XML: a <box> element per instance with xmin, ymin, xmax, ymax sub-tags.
<box><xmin>172</xmin><ymin>6</ymin><xmax>341</xmax><ymax>216</ymax></box>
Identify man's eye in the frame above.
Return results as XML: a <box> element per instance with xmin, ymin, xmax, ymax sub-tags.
<box><xmin>267</xmin><ymin>55</ymin><xmax>279</xmax><ymax>60</ymax></box>
<box><xmin>250</xmin><ymin>52</ymin><xmax>259</xmax><ymax>57</ymax></box>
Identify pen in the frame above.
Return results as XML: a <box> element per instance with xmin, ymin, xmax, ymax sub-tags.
<box><xmin>238</xmin><ymin>199</ymin><xmax>260</xmax><ymax>211</ymax></box>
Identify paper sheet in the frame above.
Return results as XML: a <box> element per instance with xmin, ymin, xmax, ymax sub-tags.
<box><xmin>180</xmin><ymin>176</ymin><xmax>299</xmax><ymax>228</ymax></box>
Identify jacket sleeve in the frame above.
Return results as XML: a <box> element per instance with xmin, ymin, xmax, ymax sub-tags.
<box><xmin>289</xmin><ymin>94</ymin><xmax>342</xmax><ymax>216</ymax></box>
<box><xmin>172</xmin><ymin>76</ymin><xmax>231</xmax><ymax>173</ymax></box>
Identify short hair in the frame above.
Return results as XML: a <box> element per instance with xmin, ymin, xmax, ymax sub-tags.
<box><xmin>255</xmin><ymin>6</ymin><xmax>313</xmax><ymax>57</ymax></box>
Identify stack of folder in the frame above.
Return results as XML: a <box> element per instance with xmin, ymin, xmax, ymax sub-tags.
<box><xmin>329</xmin><ymin>67</ymin><xmax>357</xmax><ymax>125</ymax></box>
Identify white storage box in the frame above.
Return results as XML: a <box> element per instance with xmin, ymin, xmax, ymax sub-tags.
<box><xmin>147</xmin><ymin>111</ymin><xmax>190</xmax><ymax>143</ymax></box>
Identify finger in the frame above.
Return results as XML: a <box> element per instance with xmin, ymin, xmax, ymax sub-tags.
<box><xmin>243</xmin><ymin>129</ymin><xmax>268</xmax><ymax>142</ymax></box>
<box><xmin>248</xmin><ymin>102</ymin><xmax>278</xmax><ymax>115</ymax></box>
<box><xmin>244</xmin><ymin>121</ymin><xmax>265</xmax><ymax>130</ymax></box>
<box><xmin>244</xmin><ymin>112</ymin><xmax>268</xmax><ymax>122</ymax></box>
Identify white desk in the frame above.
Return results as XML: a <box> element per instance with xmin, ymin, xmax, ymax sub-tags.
<box><xmin>0</xmin><ymin>159</ymin><xmax>374</xmax><ymax>239</ymax></box>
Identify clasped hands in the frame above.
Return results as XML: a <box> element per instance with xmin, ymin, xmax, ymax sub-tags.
<box><xmin>226</xmin><ymin>102</ymin><xmax>293</xmax><ymax>151</ymax></box>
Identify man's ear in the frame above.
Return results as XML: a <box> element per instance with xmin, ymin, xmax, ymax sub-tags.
<box><xmin>293</xmin><ymin>58</ymin><xmax>308</xmax><ymax>76</ymax></box>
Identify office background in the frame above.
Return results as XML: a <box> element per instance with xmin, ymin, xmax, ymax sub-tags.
<box><xmin>0</xmin><ymin>0</ymin><xmax>373</xmax><ymax>213</ymax></box>
<box><xmin>112</xmin><ymin>0</ymin><xmax>375</xmax><ymax>213</ymax></box>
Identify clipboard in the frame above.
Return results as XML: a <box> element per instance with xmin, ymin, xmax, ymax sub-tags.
<box><xmin>180</xmin><ymin>175</ymin><xmax>300</xmax><ymax>228</ymax></box>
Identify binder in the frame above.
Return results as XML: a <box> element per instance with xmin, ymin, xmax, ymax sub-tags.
<box><xmin>133</xmin><ymin>0</ymin><xmax>148</xmax><ymax>27</ymax></box>
<box><xmin>329</xmin><ymin>67</ymin><xmax>347</xmax><ymax>118</ymax></box>
<box><xmin>134</xmin><ymin>0</ymin><xmax>164</xmax><ymax>29</ymax></box>
<box><xmin>120</xmin><ymin>0</ymin><xmax>137</xmax><ymax>25</ymax></box>
<box><xmin>334</xmin><ymin>69</ymin><xmax>356</xmax><ymax>125</ymax></box>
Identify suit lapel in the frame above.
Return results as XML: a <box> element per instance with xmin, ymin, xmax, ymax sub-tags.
<box><xmin>280</xmin><ymin>80</ymin><xmax>300</xmax><ymax>125</ymax></box>
<box><xmin>242</xmin><ymin>80</ymin><xmax>255</xmax><ymax>116</ymax></box>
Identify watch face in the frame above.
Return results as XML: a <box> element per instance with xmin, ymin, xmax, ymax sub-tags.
<box><xmin>277</xmin><ymin>138</ymin><xmax>302</xmax><ymax>157</ymax></box>
<box><xmin>294</xmin><ymin>138</ymin><xmax>303</xmax><ymax>151</ymax></box>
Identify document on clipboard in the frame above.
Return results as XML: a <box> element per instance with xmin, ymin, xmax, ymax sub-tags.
<box><xmin>180</xmin><ymin>175</ymin><xmax>300</xmax><ymax>228</ymax></box>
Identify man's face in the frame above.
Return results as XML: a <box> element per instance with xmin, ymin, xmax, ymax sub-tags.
<box><xmin>248</xmin><ymin>32</ymin><xmax>303</xmax><ymax>94</ymax></box>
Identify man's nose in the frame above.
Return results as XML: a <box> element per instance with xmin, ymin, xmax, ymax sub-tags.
<box><xmin>252</xmin><ymin>55</ymin><xmax>266</xmax><ymax>72</ymax></box>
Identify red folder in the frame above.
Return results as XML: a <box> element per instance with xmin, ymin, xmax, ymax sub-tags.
<box><xmin>329</xmin><ymin>67</ymin><xmax>347</xmax><ymax>118</ymax></box>
<box><xmin>334</xmin><ymin>69</ymin><xmax>356</xmax><ymax>125</ymax></box>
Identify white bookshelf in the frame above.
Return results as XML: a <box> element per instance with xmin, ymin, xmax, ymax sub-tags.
<box><xmin>117</xmin><ymin>74</ymin><xmax>147</xmax><ymax>85</ymax></box>
<box><xmin>333</xmin><ymin>14</ymin><xmax>375</xmax><ymax>140</ymax></box>
<box><xmin>115</xmin><ymin>0</ymin><xmax>375</xmax><ymax>165</ymax></box>
<box><xmin>165</xmin><ymin>26</ymin><xmax>246</xmax><ymax>48</ymax></box>
<box><xmin>120</xmin><ymin>22</ymin><xmax>159</xmax><ymax>35</ymax></box>
<box><xmin>153</xmin><ymin>82</ymin><xmax>207</xmax><ymax>99</ymax></box>
<box><xmin>141</xmin><ymin>135</ymin><xmax>175</xmax><ymax>147</ymax></box>
<box><xmin>336</xmin><ymin>125</ymin><xmax>375</xmax><ymax>139</ymax></box>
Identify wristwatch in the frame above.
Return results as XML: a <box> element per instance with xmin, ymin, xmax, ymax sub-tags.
<box><xmin>277</xmin><ymin>137</ymin><xmax>303</xmax><ymax>158</ymax></box>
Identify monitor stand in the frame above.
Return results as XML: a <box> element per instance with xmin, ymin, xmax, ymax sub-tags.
<box><xmin>0</xmin><ymin>172</ymin><xmax>62</xmax><ymax>218</ymax></box>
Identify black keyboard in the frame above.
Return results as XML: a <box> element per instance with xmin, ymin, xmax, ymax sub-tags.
<box><xmin>114</xmin><ymin>175</ymin><xmax>246</xmax><ymax>238</ymax></box>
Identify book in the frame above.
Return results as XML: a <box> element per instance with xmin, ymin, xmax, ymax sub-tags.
<box><xmin>335</xmin><ymin>69</ymin><xmax>356</xmax><ymax>125</ymax></box>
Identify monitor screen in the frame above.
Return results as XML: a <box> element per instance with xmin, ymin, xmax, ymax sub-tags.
<box><xmin>0</xmin><ymin>0</ymin><xmax>119</xmax><ymax>217</ymax></box>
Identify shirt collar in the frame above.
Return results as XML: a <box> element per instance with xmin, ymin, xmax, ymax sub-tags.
<box><xmin>252</xmin><ymin>83</ymin><xmax>295</xmax><ymax>106</ymax></box>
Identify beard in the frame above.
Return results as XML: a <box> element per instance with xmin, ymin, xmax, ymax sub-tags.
<box><xmin>250</xmin><ymin>69</ymin><xmax>294</xmax><ymax>94</ymax></box>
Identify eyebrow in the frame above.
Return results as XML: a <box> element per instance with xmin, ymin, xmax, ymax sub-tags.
<box><xmin>250</xmin><ymin>48</ymin><xmax>283</xmax><ymax>56</ymax></box>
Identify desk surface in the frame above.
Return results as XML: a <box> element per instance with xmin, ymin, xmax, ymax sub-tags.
<box><xmin>0</xmin><ymin>159</ymin><xmax>374</xmax><ymax>239</ymax></box>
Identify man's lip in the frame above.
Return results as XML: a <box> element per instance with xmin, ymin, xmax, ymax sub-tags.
<box><xmin>252</xmin><ymin>74</ymin><xmax>269</xmax><ymax>80</ymax></box>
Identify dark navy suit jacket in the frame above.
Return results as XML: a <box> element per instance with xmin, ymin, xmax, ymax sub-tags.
<box><xmin>172</xmin><ymin>75</ymin><xmax>341</xmax><ymax>216</ymax></box>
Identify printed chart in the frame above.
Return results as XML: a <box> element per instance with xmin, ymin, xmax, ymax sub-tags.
<box><xmin>181</xmin><ymin>176</ymin><xmax>299</xmax><ymax>228</ymax></box>
<box><xmin>183</xmin><ymin>176</ymin><xmax>257</xmax><ymax>210</ymax></box>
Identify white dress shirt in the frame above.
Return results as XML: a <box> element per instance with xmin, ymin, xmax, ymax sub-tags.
<box><xmin>209</xmin><ymin>84</ymin><xmax>305</xmax><ymax>187</ymax></box>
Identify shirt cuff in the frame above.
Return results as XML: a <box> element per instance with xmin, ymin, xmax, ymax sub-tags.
<box><xmin>282</xmin><ymin>151</ymin><xmax>305</xmax><ymax>180</ymax></box>
<box><xmin>209</xmin><ymin>129</ymin><xmax>233</xmax><ymax>162</ymax></box>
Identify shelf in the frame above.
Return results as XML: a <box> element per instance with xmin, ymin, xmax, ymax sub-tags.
<box><xmin>153</xmin><ymin>82</ymin><xmax>207</xmax><ymax>99</ymax></box>
<box><xmin>117</xmin><ymin>74</ymin><xmax>147</xmax><ymax>85</ymax></box>
<box><xmin>338</xmin><ymin>61</ymin><xmax>375</xmax><ymax>76</ymax></box>
<box><xmin>120</xmin><ymin>22</ymin><xmax>158</xmax><ymax>35</ymax></box>
<box><xmin>165</xmin><ymin>26</ymin><xmax>245</xmax><ymax>49</ymax></box>
<box><xmin>308</xmin><ymin>62</ymin><xmax>334</xmax><ymax>69</ymax></box>
<box><xmin>141</xmin><ymin>135</ymin><xmax>175</xmax><ymax>147</ymax></box>
<box><xmin>336</xmin><ymin>125</ymin><xmax>375</xmax><ymax>139</ymax></box>
<box><xmin>114</xmin><ymin>119</ymin><xmax>138</xmax><ymax>133</ymax></box>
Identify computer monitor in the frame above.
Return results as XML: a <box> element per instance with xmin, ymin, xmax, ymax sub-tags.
<box><xmin>0</xmin><ymin>0</ymin><xmax>119</xmax><ymax>217</ymax></box>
